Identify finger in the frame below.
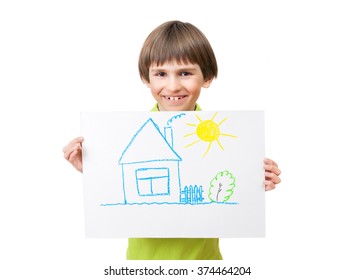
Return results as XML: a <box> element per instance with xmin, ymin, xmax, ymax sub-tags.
<box><xmin>69</xmin><ymin>148</ymin><xmax>82</xmax><ymax>163</ymax></box>
<box><xmin>70</xmin><ymin>136</ymin><xmax>84</xmax><ymax>145</ymax></box>
<box><xmin>264</xmin><ymin>164</ymin><xmax>281</xmax><ymax>176</ymax></box>
<box><xmin>264</xmin><ymin>180</ymin><xmax>276</xmax><ymax>191</ymax></box>
<box><xmin>64</xmin><ymin>143</ymin><xmax>81</xmax><ymax>161</ymax></box>
<box><xmin>265</xmin><ymin>171</ymin><xmax>281</xmax><ymax>184</ymax></box>
<box><xmin>62</xmin><ymin>137</ymin><xmax>84</xmax><ymax>153</ymax></box>
<box><xmin>68</xmin><ymin>149</ymin><xmax>78</xmax><ymax>162</ymax></box>
<box><xmin>63</xmin><ymin>136</ymin><xmax>84</xmax><ymax>152</ymax></box>
<box><xmin>264</xmin><ymin>158</ymin><xmax>278</xmax><ymax>167</ymax></box>
<box><xmin>68</xmin><ymin>149</ymin><xmax>83</xmax><ymax>172</ymax></box>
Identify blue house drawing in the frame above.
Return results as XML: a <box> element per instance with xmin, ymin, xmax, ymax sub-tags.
<box><xmin>118</xmin><ymin>118</ymin><xmax>182</xmax><ymax>204</ymax></box>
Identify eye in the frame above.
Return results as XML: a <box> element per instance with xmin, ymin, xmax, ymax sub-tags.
<box><xmin>156</xmin><ymin>72</ymin><xmax>166</xmax><ymax>77</ymax></box>
<box><xmin>180</xmin><ymin>71</ymin><xmax>192</xmax><ymax>77</ymax></box>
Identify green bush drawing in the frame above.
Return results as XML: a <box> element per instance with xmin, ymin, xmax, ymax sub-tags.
<box><xmin>208</xmin><ymin>170</ymin><xmax>236</xmax><ymax>202</ymax></box>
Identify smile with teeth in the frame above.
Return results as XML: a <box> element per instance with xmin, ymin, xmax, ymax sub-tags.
<box><xmin>164</xmin><ymin>95</ymin><xmax>186</xmax><ymax>101</ymax></box>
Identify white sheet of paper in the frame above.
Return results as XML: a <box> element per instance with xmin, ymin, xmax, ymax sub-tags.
<box><xmin>81</xmin><ymin>111</ymin><xmax>265</xmax><ymax>238</ymax></box>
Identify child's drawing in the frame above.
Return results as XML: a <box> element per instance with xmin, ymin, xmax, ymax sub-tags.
<box><xmin>184</xmin><ymin>112</ymin><xmax>237</xmax><ymax>157</ymax></box>
<box><xmin>81</xmin><ymin>110</ymin><xmax>266</xmax><ymax>238</ymax></box>
<box><xmin>104</xmin><ymin>113</ymin><xmax>238</xmax><ymax>206</ymax></box>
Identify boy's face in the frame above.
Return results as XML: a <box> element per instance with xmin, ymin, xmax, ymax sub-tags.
<box><xmin>143</xmin><ymin>60</ymin><xmax>212</xmax><ymax>111</ymax></box>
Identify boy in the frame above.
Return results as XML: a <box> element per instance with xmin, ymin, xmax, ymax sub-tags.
<box><xmin>63</xmin><ymin>20</ymin><xmax>281</xmax><ymax>260</ymax></box>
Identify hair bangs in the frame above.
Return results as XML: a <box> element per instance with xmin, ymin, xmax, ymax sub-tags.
<box><xmin>149</xmin><ymin>32</ymin><xmax>198</xmax><ymax>67</ymax></box>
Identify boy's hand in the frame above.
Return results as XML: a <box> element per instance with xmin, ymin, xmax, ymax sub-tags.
<box><xmin>264</xmin><ymin>158</ymin><xmax>281</xmax><ymax>191</ymax></box>
<box><xmin>63</xmin><ymin>137</ymin><xmax>84</xmax><ymax>173</ymax></box>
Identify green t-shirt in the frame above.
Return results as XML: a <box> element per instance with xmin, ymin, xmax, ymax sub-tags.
<box><xmin>126</xmin><ymin>103</ymin><xmax>222</xmax><ymax>260</ymax></box>
<box><xmin>127</xmin><ymin>238</ymin><xmax>222</xmax><ymax>260</ymax></box>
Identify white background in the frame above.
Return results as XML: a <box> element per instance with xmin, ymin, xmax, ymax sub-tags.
<box><xmin>1</xmin><ymin>0</ymin><xmax>354</xmax><ymax>279</ymax></box>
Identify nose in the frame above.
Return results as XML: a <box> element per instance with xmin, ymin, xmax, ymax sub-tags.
<box><xmin>166</xmin><ymin>76</ymin><xmax>181</xmax><ymax>92</ymax></box>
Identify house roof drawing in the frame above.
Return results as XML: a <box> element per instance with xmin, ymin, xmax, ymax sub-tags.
<box><xmin>118</xmin><ymin>118</ymin><xmax>182</xmax><ymax>165</ymax></box>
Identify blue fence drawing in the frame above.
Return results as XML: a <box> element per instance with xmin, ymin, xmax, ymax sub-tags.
<box><xmin>180</xmin><ymin>185</ymin><xmax>204</xmax><ymax>204</ymax></box>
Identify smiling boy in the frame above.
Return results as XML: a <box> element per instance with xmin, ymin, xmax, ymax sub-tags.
<box><xmin>145</xmin><ymin>62</ymin><xmax>212</xmax><ymax>111</ymax></box>
<box><xmin>63</xmin><ymin>20</ymin><xmax>281</xmax><ymax>260</ymax></box>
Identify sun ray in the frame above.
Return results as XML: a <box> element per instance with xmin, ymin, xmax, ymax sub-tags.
<box><xmin>203</xmin><ymin>141</ymin><xmax>213</xmax><ymax>157</ymax></box>
<box><xmin>196</xmin><ymin>115</ymin><xmax>203</xmax><ymax>122</ymax></box>
<box><xmin>218</xmin><ymin>117</ymin><xmax>228</xmax><ymax>126</ymax></box>
<box><xmin>186</xmin><ymin>123</ymin><xmax>197</xmax><ymax>127</ymax></box>
<box><xmin>211</xmin><ymin>112</ymin><xmax>218</xmax><ymax>121</ymax></box>
<box><xmin>220</xmin><ymin>133</ymin><xmax>237</xmax><ymax>138</ymax></box>
<box><xmin>184</xmin><ymin>139</ymin><xmax>201</xmax><ymax>148</ymax></box>
<box><xmin>216</xmin><ymin>139</ymin><xmax>224</xmax><ymax>150</ymax></box>
<box><xmin>184</xmin><ymin>132</ymin><xmax>196</xmax><ymax>138</ymax></box>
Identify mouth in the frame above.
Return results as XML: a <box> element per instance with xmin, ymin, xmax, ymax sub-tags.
<box><xmin>163</xmin><ymin>95</ymin><xmax>187</xmax><ymax>101</ymax></box>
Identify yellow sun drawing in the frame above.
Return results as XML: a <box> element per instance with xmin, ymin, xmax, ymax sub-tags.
<box><xmin>184</xmin><ymin>112</ymin><xmax>237</xmax><ymax>157</ymax></box>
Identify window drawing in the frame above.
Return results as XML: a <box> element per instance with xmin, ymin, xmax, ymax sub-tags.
<box><xmin>135</xmin><ymin>168</ymin><xmax>170</xmax><ymax>196</ymax></box>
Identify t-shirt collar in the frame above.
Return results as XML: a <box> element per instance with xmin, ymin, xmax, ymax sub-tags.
<box><xmin>151</xmin><ymin>103</ymin><xmax>201</xmax><ymax>111</ymax></box>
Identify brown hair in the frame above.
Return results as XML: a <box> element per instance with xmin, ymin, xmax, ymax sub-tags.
<box><xmin>138</xmin><ymin>20</ymin><xmax>218</xmax><ymax>82</ymax></box>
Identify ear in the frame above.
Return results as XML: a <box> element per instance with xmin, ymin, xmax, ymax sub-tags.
<box><xmin>202</xmin><ymin>77</ymin><xmax>214</xmax><ymax>89</ymax></box>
